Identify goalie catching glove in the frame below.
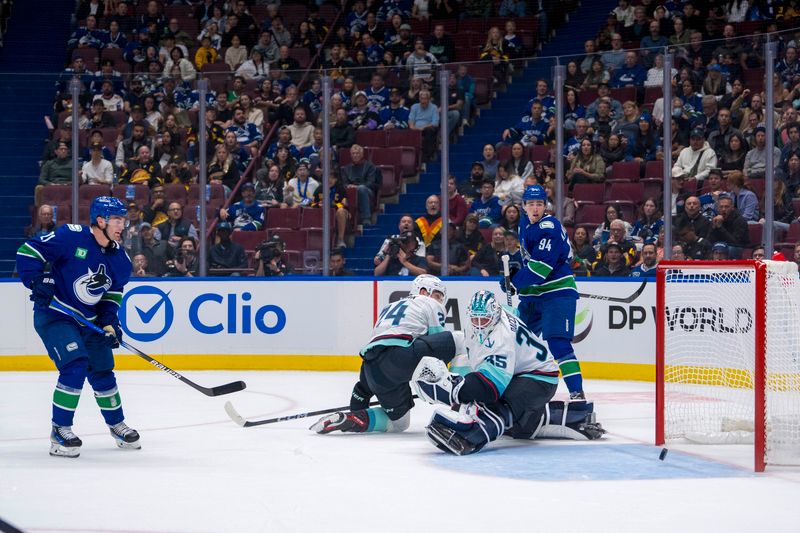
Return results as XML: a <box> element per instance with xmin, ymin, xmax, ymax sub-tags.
<box><xmin>412</xmin><ymin>356</ymin><xmax>464</xmax><ymax>406</ymax></box>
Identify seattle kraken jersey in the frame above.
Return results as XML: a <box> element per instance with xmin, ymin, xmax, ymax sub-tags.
<box><xmin>513</xmin><ymin>214</ymin><xmax>578</xmax><ymax>301</ymax></box>
<box><xmin>455</xmin><ymin>309</ymin><xmax>559</xmax><ymax>398</ymax></box>
<box><xmin>360</xmin><ymin>295</ymin><xmax>446</xmax><ymax>355</ymax></box>
<box><xmin>16</xmin><ymin>224</ymin><xmax>132</xmax><ymax>322</ymax></box>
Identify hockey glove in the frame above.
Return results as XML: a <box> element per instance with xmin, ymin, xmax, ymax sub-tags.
<box><xmin>499</xmin><ymin>264</ymin><xmax>519</xmax><ymax>296</ymax></box>
<box><xmin>99</xmin><ymin>322</ymin><xmax>122</xmax><ymax>349</ymax></box>
<box><xmin>29</xmin><ymin>273</ymin><xmax>55</xmax><ymax>308</ymax></box>
<box><xmin>412</xmin><ymin>356</ymin><xmax>464</xmax><ymax>406</ymax></box>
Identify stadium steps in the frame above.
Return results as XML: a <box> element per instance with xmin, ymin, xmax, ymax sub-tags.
<box><xmin>0</xmin><ymin>0</ymin><xmax>74</xmax><ymax>277</ymax></box>
<box><xmin>347</xmin><ymin>0</ymin><xmax>619</xmax><ymax>275</ymax></box>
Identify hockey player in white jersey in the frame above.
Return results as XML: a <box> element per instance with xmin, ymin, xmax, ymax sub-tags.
<box><xmin>311</xmin><ymin>274</ymin><xmax>466</xmax><ymax>435</ymax></box>
<box><xmin>413</xmin><ymin>290</ymin><xmax>604</xmax><ymax>455</ymax></box>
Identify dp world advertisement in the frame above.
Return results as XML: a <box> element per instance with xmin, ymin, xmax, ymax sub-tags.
<box><xmin>0</xmin><ymin>278</ymin><xmax>658</xmax><ymax>379</ymax></box>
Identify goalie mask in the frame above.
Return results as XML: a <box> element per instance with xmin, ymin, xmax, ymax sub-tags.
<box><xmin>411</xmin><ymin>274</ymin><xmax>447</xmax><ymax>302</ymax></box>
<box><xmin>467</xmin><ymin>290</ymin><xmax>502</xmax><ymax>345</ymax></box>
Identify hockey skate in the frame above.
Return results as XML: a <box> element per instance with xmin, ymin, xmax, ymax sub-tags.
<box><xmin>109</xmin><ymin>422</ymin><xmax>141</xmax><ymax>449</ymax></box>
<box><xmin>310</xmin><ymin>410</ymin><xmax>369</xmax><ymax>434</ymax></box>
<box><xmin>50</xmin><ymin>425</ymin><xmax>82</xmax><ymax>458</ymax></box>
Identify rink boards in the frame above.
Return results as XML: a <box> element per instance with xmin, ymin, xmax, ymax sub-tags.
<box><xmin>0</xmin><ymin>277</ymin><xmax>657</xmax><ymax>379</ymax></box>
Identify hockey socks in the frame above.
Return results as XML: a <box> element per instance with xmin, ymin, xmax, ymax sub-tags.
<box><xmin>548</xmin><ymin>338</ymin><xmax>584</xmax><ymax>396</ymax></box>
<box><xmin>89</xmin><ymin>370</ymin><xmax>124</xmax><ymax>425</ymax></box>
<box><xmin>52</xmin><ymin>359</ymin><xmax>88</xmax><ymax>427</ymax></box>
<box><xmin>311</xmin><ymin>408</ymin><xmax>410</xmax><ymax>434</ymax></box>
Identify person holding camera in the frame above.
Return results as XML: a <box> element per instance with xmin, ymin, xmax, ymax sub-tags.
<box><xmin>374</xmin><ymin>230</ymin><xmax>428</xmax><ymax>277</ymax></box>
<box><xmin>254</xmin><ymin>235</ymin><xmax>292</xmax><ymax>277</ymax></box>
<box><xmin>164</xmin><ymin>236</ymin><xmax>199</xmax><ymax>277</ymax></box>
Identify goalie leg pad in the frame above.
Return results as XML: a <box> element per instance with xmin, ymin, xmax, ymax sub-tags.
<box><xmin>425</xmin><ymin>403</ymin><xmax>512</xmax><ymax>455</ymax></box>
<box><xmin>500</xmin><ymin>376</ymin><xmax>557</xmax><ymax>439</ymax></box>
<box><xmin>535</xmin><ymin>400</ymin><xmax>606</xmax><ymax>440</ymax></box>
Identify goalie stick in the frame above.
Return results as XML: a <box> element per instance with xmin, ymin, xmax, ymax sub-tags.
<box><xmin>501</xmin><ymin>254</ymin><xmax>513</xmax><ymax>307</ymax></box>
<box><xmin>225</xmin><ymin>395</ymin><xmax>419</xmax><ymax>427</ymax></box>
<box><xmin>578</xmin><ymin>280</ymin><xmax>647</xmax><ymax>304</ymax></box>
<box><xmin>51</xmin><ymin>301</ymin><xmax>246</xmax><ymax>397</ymax></box>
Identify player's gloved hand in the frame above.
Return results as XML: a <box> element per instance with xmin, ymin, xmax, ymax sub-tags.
<box><xmin>499</xmin><ymin>275</ymin><xmax>517</xmax><ymax>296</ymax></box>
<box><xmin>412</xmin><ymin>357</ymin><xmax>464</xmax><ymax>406</ymax></box>
<box><xmin>29</xmin><ymin>273</ymin><xmax>56</xmax><ymax>308</ymax></box>
<box><xmin>100</xmin><ymin>323</ymin><xmax>122</xmax><ymax>349</ymax></box>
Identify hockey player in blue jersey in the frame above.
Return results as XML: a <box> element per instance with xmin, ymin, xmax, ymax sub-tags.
<box><xmin>502</xmin><ymin>185</ymin><xmax>586</xmax><ymax>400</ymax></box>
<box><xmin>16</xmin><ymin>197</ymin><xmax>139</xmax><ymax>457</ymax></box>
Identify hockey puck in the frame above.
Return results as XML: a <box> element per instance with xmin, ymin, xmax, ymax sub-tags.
<box><xmin>659</xmin><ymin>448</ymin><xmax>669</xmax><ymax>461</ymax></box>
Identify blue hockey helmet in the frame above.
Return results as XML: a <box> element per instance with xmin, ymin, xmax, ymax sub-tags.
<box><xmin>522</xmin><ymin>184</ymin><xmax>547</xmax><ymax>203</ymax></box>
<box><xmin>90</xmin><ymin>196</ymin><xmax>127</xmax><ymax>226</ymax></box>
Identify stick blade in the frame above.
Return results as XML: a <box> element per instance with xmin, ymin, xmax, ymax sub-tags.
<box><xmin>224</xmin><ymin>401</ymin><xmax>247</xmax><ymax>427</ymax></box>
<box><xmin>209</xmin><ymin>380</ymin><xmax>247</xmax><ymax>396</ymax></box>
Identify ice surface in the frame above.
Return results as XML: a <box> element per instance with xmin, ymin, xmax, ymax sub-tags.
<box><xmin>1</xmin><ymin>372</ymin><xmax>798</xmax><ymax>533</ymax></box>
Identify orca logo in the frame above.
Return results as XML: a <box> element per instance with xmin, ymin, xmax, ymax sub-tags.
<box><xmin>73</xmin><ymin>264</ymin><xmax>112</xmax><ymax>305</ymax></box>
<box><xmin>120</xmin><ymin>286</ymin><xmax>174</xmax><ymax>342</ymax></box>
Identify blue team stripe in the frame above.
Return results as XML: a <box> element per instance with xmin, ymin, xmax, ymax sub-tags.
<box><xmin>477</xmin><ymin>361</ymin><xmax>512</xmax><ymax>397</ymax></box>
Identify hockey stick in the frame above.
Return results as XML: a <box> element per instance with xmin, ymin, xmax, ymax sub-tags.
<box><xmin>577</xmin><ymin>280</ymin><xmax>647</xmax><ymax>304</ymax></box>
<box><xmin>50</xmin><ymin>301</ymin><xmax>246</xmax><ymax>397</ymax></box>
<box><xmin>501</xmin><ymin>254</ymin><xmax>514</xmax><ymax>307</ymax></box>
<box><xmin>225</xmin><ymin>395</ymin><xmax>420</xmax><ymax>428</ymax></box>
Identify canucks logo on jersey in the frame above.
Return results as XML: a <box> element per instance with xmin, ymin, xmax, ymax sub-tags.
<box><xmin>73</xmin><ymin>264</ymin><xmax>113</xmax><ymax>306</ymax></box>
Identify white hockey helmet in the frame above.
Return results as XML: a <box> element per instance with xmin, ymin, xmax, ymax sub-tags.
<box><xmin>411</xmin><ymin>274</ymin><xmax>447</xmax><ymax>301</ymax></box>
<box><xmin>467</xmin><ymin>290</ymin><xmax>502</xmax><ymax>344</ymax></box>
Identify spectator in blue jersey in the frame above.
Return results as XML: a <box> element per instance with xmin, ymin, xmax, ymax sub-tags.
<box><xmin>68</xmin><ymin>14</ymin><xmax>105</xmax><ymax>50</ymax></box>
<box><xmin>564</xmin><ymin>118</ymin><xmax>590</xmax><ymax>158</ymax></box>
<box><xmin>265</xmin><ymin>127</ymin><xmax>301</xmax><ymax>161</ymax></box>
<box><xmin>586</xmin><ymin>83</ymin><xmax>623</xmax><ymax>122</ymax></box>
<box><xmin>208</xmin><ymin>222</ymin><xmax>247</xmax><ymax>275</ymax></box>
<box><xmin>220</xmin><ymin>183</ymin><xmax>264</xmax><ymax>231</ymax></box>
<box><xmin>563</xmin><ymin>88</ymin><xmax>586</xmax><ymax>132</ymax></box>
<box><xmin>610</xmin><ymin>51</ymin><xmax>647</xmax><ymax>88</ymax></box>
<box><xmin>526</xmin><ymin>79</ymin><xmax>555</xmax><ymax>118</ymax></box>
<box><xmin>503</xmin><ymin>185</ymin><xmax>586</xmax><ymax>399</ymax></box>
<box><xmin>631</xmin><ymin>242</ymin><xmax>658</xmax><ymax>278</ymax></box>
<box><xmin>469</xmin><ymin>181</ymin><xmax>502</xmax><ymax>228</ymax></box>
<box><xmin>342</xmin><ymin>144</ymin><xmax>381</xmax><ymax>226</ymax></box>
<box><xmin>625</xmin><ymin>112</ymin><xmax>662</xmax><ymax>163</ymax></box>
<box><xmin>409</xmin><ymin>90</ymin><xmax>440</xmax><ymax>163</ymax></box>
<box><xmin>361</xmin><ymin>33</ymin><xmax>385</xmax><ymax>65</ymax></box>
<box><xmin>302</xmin><ymin>78</ymin><xmax>323</xmax><ymax>117</ymax></box>
<box><xmin>379</xmin><ymin>88</ymin><xmax>410</xmax><ymax>130</ymax></box>
<box><xmin>630</xmin><ymin>198</ymin><xmax>663</xmax><ymax>243</ymax></box>
<box><xmin>365</xmin><ymin>73</ymin><xmax>390</xmax><ymax>109</ymax></box>
<box><xmin>227</xmin><ymin>106</ymin><xmax>263</xmax><ymax>158</ymax></box>
<box><xmin>502</xmin><ymin>101</ymin><xmax>548</xmax><ymax>147</ymax></box>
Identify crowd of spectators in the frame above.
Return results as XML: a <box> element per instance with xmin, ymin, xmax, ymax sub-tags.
<box><xmin>36</xmin><ymin>0</ymin><xmax>547</xmax><ymax>276</ymax></box>
<box><xmin>371</xmin><ymin>1</ymin><xmax>800</xmax><ymax>278</ymax></box>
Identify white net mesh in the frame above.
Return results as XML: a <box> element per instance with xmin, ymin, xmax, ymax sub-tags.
<box><xmin>662</xmin><ymin>261</ymin><xmax>800</xmax><ymax>466</ymax></box>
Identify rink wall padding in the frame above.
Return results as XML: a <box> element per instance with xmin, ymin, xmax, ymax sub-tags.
<box><xmin>0</xmin><ymin>278</ymin><xmax>657</xmax><ymax>380</ymax></box>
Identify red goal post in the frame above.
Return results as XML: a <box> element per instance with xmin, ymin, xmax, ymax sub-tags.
<box><xmin>655</xmin><ymin>260</ymin><xmax>800</xmax><ymax>472</ymax></box>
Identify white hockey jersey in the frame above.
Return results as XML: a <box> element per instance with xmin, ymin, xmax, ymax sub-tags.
<box><xmin>360</xmin><ymin>295</ymin><xmax>446</xmax><ymax>355</ymax></box>
<box><xmin>454</xmin><ymin>309</ymin><xmax>560</xmax><ymax>397</ymax></box>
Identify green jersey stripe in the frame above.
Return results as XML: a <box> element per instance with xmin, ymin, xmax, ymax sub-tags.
<box><xmin>527</xmin><ymin>259</ymin><xmax>553</xmax><ymax>279</ymax></box>
<box><xmin>17</xmin><ymin>243</ymin><xmax>45</xmax><ymax>262</ymax></box>
<box><xmin>101</xmin><ymin>291</ymin><xmax>123</xmax><ymax>305</ymax></box>
<box><xmin>518</xmin><ymin>275</ymin><xmax>577</xmax><ymax>296</ymax></box>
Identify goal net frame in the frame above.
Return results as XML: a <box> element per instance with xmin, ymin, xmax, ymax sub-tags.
<box><xmin>655</xmin><ymin>260</ymin><xmax>800</xmax><ymax>472</ymax></box>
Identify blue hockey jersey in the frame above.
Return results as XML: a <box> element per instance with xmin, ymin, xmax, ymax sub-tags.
<box><xmin>512</xmin><ymin>214</ymin><xmax>578</xmax><ymax>300</ymax></box>
<box><xmin>16</xmin><ymin>225</ymin><xmax>132</xmax><ymax>323</ymax></box>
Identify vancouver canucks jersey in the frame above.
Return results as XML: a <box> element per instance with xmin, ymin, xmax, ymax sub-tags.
<box><xmin>16</xmin><ymin>224</ymin><xmax>132</xmax><ymax>323</ymax></box>
<box><xmin>360</xmin><ymin>295</ymin><xmax>446</xmax><ymax>355</ymax></box>
<box><xmin>513</xmin><ymin>214</ymin><xmax>578</xmax><ymax>301</ymax></box>
<box><xmin>454</xmin><ymin>309</ymin><xmax>559</xmax><ymax>399</ymax></box>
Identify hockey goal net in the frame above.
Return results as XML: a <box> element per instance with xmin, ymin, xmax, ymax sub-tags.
<box><xmin>656</xmin><ymin>260</ymin><xmax>800</xmax><ymax>471</ymax></box>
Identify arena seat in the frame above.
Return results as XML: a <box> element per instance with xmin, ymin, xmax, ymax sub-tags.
<box><xmin>79</xmin><ymin>184</ymin><xmax>112</xmax><ymax>205</ymax></box>
<box><xmin>163</xmin><ymin>183</ymin><xmax>188</xmax><ymax>206</ymax></box>
<box><xmin>269</xmin><ymin>229</ymin><xmax>306</xmax><ymax>251</ymax></box>
<box><xmin>266</xmin><ymin>207</ymin><xmax>301</xmax><ymax>230</ymax></box>
<box><xmin>604</xmin><ymin>182</ymin><xmax>644</xmax><ymax>210</ymax></box>
<box><xmin>112</xmin><ymin>184</ymin><xmax>150</xmax><ymax>205</ymax></box>
<box><xmin>575</xmin><ymin>204</ymin><xmax>607</xmax><ymax>231</ymax></box>
<box><xmin>231</xmin><ymin>230</ymin><xmax>267</xmax><ymax>251</ymax></box>
<box><xmin>40</xmin><ymin>185</ymin><xmax>72</xmax><ymax>206</ymax></box>
<box><xmin>572</xmin><ymin>183</ymin><xmax>605</xmax><ymax>205</ymax></box>
<box><xmin>609</xmin><ymin>161</ymin><xmax>641</xmax><ymax>182</ymax></box>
